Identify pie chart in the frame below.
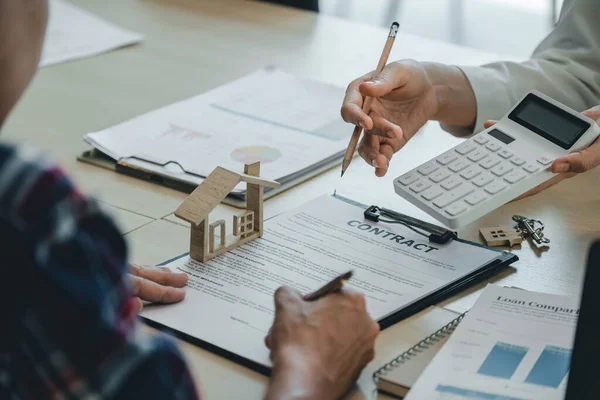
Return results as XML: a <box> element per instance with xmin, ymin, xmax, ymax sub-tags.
<box><xmin>231</xmin><ymin>146</ymin><xmax>281</xmax><ymax>164</ymax></box>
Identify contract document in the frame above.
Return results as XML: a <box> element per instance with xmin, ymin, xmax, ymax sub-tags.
<box><xmin>141</xmin><ymin>195</ymin><xmax>503</xmax><ymax>370</ymax></box>
<box><xmin>42</xmin><ymin>0</ymin><xmax>143</xmax><ymax>67</ymax></box>
<box><xmin>406</xmin><ymin>285</ymin><xmax>578</xmax><ymax>400</ymax></box>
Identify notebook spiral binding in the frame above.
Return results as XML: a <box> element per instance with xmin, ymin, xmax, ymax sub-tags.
<box><xmin>372</xmin><ymin>311</ymin><xmax>467</xmax><ymax>389</ymax></box>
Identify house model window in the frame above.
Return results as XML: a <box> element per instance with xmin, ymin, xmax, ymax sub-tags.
<box><xmin>174</xmin><ymin>162</ymin><xmax>280</xmax><ymax>263</ymax></box>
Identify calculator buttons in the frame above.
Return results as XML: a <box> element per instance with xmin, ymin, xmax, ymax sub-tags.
<box><xmin>474</xmin><ymin>135</ymin><xmax>489</xmax><ymax>145</ymax></box>
<box><xmin>467</xmin><ymin>149</ymin><xmax>489</xmax><ymax>162</ymax></box>
<box><xmin>491</xmin><ymin>164</ymin><xmax>514</xmax><ymax>177</ymax></box>
<box><xmin>409</xmin><ymin>180</ymin><xmax>432</xmax><ymax>194</ymax></box>
<box><xmin>511</xmin><ymin>157</ymin><xmax>527</xmax><ymax>166</ymax></box>
<box><xmin>485</xmin><ymin>141</ymin><xmax>502</xmax><ymax>152</ymax></box>
<box><xmin>398</xmin><ymin>172</ymin><xmax>420</xmax><ymax>186</ymax></box>
<box><xmin>484</xmin><ymin>181</ymin><xmax>507</xmax><ymax>195</ymax></box>
<box><xmin>417</xmin><ymin>162</ymin><xmax>440</xmax><ymax>176</ymax></box>
<box><xmin>421</xmin><ymin>187</ymin><xmax>443</xmax><ymax>201</ymax></box>
<box><xmin>479</xmin><ymin>157</ymin><xmax>501</xmax><ymax>170</ymax></box>
<box><xmin>472</xmin><ymin>173</ymin><xmax>494</xmax><ymax>187</ymax></box>
<box><xmin>523</xmin><ymin>163</ymin><xmax>540</xmax><ymax>173</ymax></box>
<box><xmin>465</xmin><ymin>191</ymin><xmax>488</xmax><ymax>206</ymax></box>
<box><xmin>429</xmin><ymin>170</ymin><xmax>451</xmax><ymax>183</ymax></box>
<box><xmin>455</xmin><ymin>141</ymin><xmax>478</xmax><ymax>155</ymax></box>
<box><xmin>441</xmin><ymin>177</ymin><xmax>463</xmax><ymax>191</ymax></box>
<box><xmin>504</xmin><ymin>170</ymin><xmax>527</xmax><ymax>184</ymax></box>
<box><xmin>537</xmin><ymin>156</ymin><xmax>553</xmax><ymax>165</ymax></box>
<box><xmin>436</xmin><ymin>153</ymin><xmax>458</xmax><ymax>166</ymax></box>
<box><xmin>498</xmin><ymin>149</ymin><xmax>514</xmax><ymax>159</ymax></box>
<box><xmin>445</xmin><ymin>202</ymin><xmax>468</xmax><ymax>216</ymax></box>
<box><xmin>460</xmin><ymin>166</ymin><xmax>482</xmax><ymax>180</ymax></box>
<box><xmin>448</xmin><ymin>159</ymin><xmax>469</xmax><ymax>173</ymax></box>
<box><xmin>433</xmin><ymin>185</ymin><xmax>474</xmax><ymax>208</ymax></box>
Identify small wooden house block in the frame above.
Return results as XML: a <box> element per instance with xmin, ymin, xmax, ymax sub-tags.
<box><xmin>174</xmin><ymin>162</ymin><xmax>280</xmax><ymax>263</ymax></box>
<box><xmin>480</xmin><ymin>227</ymin><xmax>523</xmax><ymax>247</ymax></box>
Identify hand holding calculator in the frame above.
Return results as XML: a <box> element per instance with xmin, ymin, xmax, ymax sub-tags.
<box><xmin>394</xmin><ymin>90</ymin><xmax>600</xmax><ymax>229</ymax></box>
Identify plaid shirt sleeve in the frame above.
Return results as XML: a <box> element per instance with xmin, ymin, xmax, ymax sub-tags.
<box><xmin>0</xmin><ymin>145</ymin><xmax>199</xmax><ymax>399</ymax></box>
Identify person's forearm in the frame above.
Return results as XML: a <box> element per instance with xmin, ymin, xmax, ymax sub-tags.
<box><xmin>424</xmin><ymin>62</ymin><xmax>477</xmax><ymax>130</ymax></box>
<box><xmin>265</xmin><ymin>351</ymin><xmax>331</xmax><ymax>400</ymax></box>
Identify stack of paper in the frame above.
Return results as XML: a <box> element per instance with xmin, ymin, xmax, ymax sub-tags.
<box><xmin>83</xmin><ymin>68</ymin><xmax>349</xmax><ymax>197</ymax></box>
<box><xmin>42</xmin><ymin>0</ymin><xmax>143</xmax><ymax>67</ymax></box>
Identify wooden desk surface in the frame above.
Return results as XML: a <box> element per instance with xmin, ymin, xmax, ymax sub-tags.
<box><xmin>3</xmin><ymin>0</ymin><xmax>599</xmax><ymax>398</ymax></box>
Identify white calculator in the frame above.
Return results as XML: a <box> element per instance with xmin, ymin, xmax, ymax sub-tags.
<box><xmin>394</xmin><ymin>90</ymin><xmax>600</xmax><ymax>229</ymax></box>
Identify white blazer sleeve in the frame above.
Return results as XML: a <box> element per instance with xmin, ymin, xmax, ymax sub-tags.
<box><xmin>443</xmin><ymin>0</ymin><xmax>600</xmax><ymax>135</ymax></box>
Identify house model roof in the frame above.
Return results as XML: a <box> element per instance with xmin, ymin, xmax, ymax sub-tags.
<box><xmin>175</xmin><ymin>166</ymin><xmax>280</xmax><ymax>226</ymax></box>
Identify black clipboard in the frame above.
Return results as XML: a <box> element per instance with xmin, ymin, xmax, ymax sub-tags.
<box><xmin>142</xmin><ymin>194</ymin><xmax>519</xmax><ymax>376</ymax></box>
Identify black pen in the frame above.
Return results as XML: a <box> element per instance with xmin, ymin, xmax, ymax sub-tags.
<box><xmin>304</xmin><ymin>270</ymin><xmax>354</xmax><ymax>302</ymax></box>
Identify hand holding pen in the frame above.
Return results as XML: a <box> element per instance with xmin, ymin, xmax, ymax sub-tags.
<box><xmin>264</xmin><ymin>271</ymin><xmax>380</xmax><ymax>400</ymax></box>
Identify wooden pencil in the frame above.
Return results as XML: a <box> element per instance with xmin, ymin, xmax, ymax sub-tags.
<box><xmin>341</xmin><ymin>22</ymin><xmax>399</xmax><ymax>177</ymax></box>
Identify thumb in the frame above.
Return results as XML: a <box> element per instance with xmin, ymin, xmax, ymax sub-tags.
<box><xmin>483</xmin><ymin>120</ymin><xmax>498</xmax><ymax>129</ymax></box>
<box><xmin>273</xmin><ymin>286</ymin><xmax>302</xmax><ymax>314</ymax></box>
<box><xmin>359</xmin><ymin>62</ymin><xmax>410</xmax><ymax>98</ymax></box>
<box><xmin>582</xmin><ymin>104</ymin><xmax>600</xmax><ymax>122</ymax></box>
<box><xmin>552</xmin><ymin>139</ymin><xmax>600</xmax><ymax>173</ymax></box>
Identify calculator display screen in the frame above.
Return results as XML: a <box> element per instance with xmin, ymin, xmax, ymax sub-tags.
<box><xmin>508</xmin><ymin>94</ymin><xmax>590</xmax><ymax>149</ymax></box>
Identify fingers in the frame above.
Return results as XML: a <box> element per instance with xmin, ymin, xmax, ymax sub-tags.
<box><xmin>358</xmin><ymin>62</ymin><xmax>411</xmax><ymax>98</ymax></box>
<box><xmin>367</xmin><ymin>112</ymin><xmax>403</xmax><ymax>140</ymax></box>
<box><xmin>551</xmin><ymin>138</ymin><xmax>600</xmax><ymax>173</ymax></box>
<box><xmin>341</xmin><ymin>102</ymin><xmax>374</xmax><ymax>130</ymax></box>
<box><xmin>132</xmin><ymin>297</ymin><xmax>144</xmax><ymax>314</ymax></box>
<box><xmin>129</xmin><ymin>264</ymin><xmax>188</xmax><ymax>288</ymax></box>
<box><xmin>341</xmin><ymin>72</ymin><xmax>376</xmax><ymax>129</ymax></box>
<box><xmin>130</xmin><ymin>274</ymin><xmax>186</xmax><ymax>303</ymax></box>
<box><xmin>483</xmin><ymin>120</ymin><xmax>498</xmax><ymax>129</ymax></box>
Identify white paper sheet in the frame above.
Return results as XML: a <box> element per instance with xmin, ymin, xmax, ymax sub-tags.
<box><xmin>41</xmin><ymin>0</ymin><xmax>143</xmax><ymax>67</ymax></box>
<box><xmin>84</xmin><ymin>68</ymin><xmax>348</xmax><ymax>191</ymax></box>
<box><xmin>406</xmin><ymin>285</ymin><xmax>579</xmax><ymax>400</ymax></box>
<box><xmin>141</xmin><ymin>195</ymin><xmax>500</xmax><ymax>368</ymax></box>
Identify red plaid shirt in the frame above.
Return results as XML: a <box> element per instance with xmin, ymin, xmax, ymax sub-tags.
<box><xmin>0</xmin><ymin>145</ymin><xmax>199</xmax><ymax>399</ymax></box>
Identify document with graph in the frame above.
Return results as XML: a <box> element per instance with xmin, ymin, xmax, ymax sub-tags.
<box><xmin>406</xmin><ymin>285</ymin><xmax>578</xmax><ymax>400</ymax></box>
<box><xmin>82</xmin><ymin>68</ymin><xmax>348</xmax><ymax>200</ymax></box>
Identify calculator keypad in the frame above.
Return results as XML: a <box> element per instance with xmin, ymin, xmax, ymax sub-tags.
<box><xmin>409</xmin><ymin>180</ymin><xmax>432</xmax><ymax>193</ymax></box>
<box><xmin>396</xmin><ymin>132</ymin><xmax>546</xmax><ymax>221</ymax></box>
<box><xmin>467</xmin><ymin>149</ymin><xmax>488</xmax><ymax>162</ymax></box>
<box><xmin>430</xmin><ymin>170</ymin><xmax>451</xmax><ymax>183</ymax></box>
<box><xmin>459</xmin><ymin>166</ymin><xmax>482</xmax><ymax>180</ymax></box>
<box><xmin>485</xmin><ymin>142</ymin><xmax>502</xmax><ymax>152</ymax></box>
<box><xmin>417</xmin><ymin>162</ymin><xmax>439</xmax><ymax>176</ymax></box>
<box><xmin>479</xmin><ymin>157</ymin><xmax>501</xmax><ymax>170</ymax></box>
<box><xmin>437</xmin><ymin>153</ymin><xmax>458</xmax><ymax>166</ymax></box>
<box><xmin>491</xmin><ymin>163</ymin><xmax>513</xmax><ymax>177</ymax></box>
<box><xmin>448</xmin><ymin>159</ymin><xmax>469</xmax><ymax>173</ymax></box>
<box><xmin>511</xmin><ymin>157</ymin><xmax>527</xmax><ymax>166</ymax></box>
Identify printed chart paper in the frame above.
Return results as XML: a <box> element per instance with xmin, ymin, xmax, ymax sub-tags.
<box><xmin>406</xmin><ymin>285</ymin><xmax>579</xmax><ymax>400</ymax></box>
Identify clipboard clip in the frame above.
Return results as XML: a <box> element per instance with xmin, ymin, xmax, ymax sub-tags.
<box><xmin>364</xmin><ymin>205</ymin><xmax>457</xmax><ymax>244</ymax></box>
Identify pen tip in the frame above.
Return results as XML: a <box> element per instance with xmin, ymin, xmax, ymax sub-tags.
<box><xmin>340</xmin><ymin>170</ymin><xmax>345</xmax><ymax>177</ymax></box>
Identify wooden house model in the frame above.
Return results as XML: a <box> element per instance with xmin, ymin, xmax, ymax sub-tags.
<box><xmin>175</xmin><ymin>162</ymin><xmax>280</xmax><ymax>262</ymax></box>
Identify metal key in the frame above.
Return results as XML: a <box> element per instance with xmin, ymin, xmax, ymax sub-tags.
<box><xmin>513</xmin><ymin>215</ymin><xmax>550</xmax><ymax>245</ymax></box>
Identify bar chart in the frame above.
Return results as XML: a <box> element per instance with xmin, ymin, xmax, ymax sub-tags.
<box><xmin>525</xmin><ymin>345</ymin><xmax>572</xmax><ymax>388</ymax></box>
<box><xmin>478</xmin><ymin>342</ymin><xmax>529</xmax><ymax>380</ymax></box>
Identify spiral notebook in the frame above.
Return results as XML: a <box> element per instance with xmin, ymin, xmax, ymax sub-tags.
<box><xmin>374</xmin><ymin>312</ymin><xmax>466</xmax><ymax>398</ymax></box>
